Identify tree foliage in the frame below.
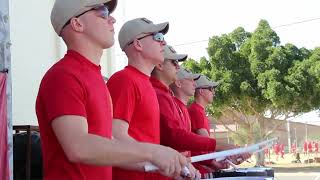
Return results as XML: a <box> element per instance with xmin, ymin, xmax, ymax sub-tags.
<box><xmin>183</xmin><ymin>20</ymin><xmax>320</xmax><ymax>146</ymax></box>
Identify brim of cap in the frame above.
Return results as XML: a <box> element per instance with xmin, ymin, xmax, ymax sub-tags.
<box><xmin>192</xmin><ymin>73</ymin><xmax>201</xmax><ymax>80</ymax></box>
<box><xmin>196</xmin><ymin>81</ymin><xmax>219</xmax><ymax>88</ymax></box>
<box><xmin>211</xmin><ymin>81</ymin><xmax>219</xmax><ymax>88</ymax></box>
<box><xmin>148</xmin><ymin>22</ymin><xmax>169</xmax><ymax>35</ymax></box>
<box><xmin>177</xmin><ymin>54</ymin><xmax>188</xmax><ymax>62</ymax></box>
<box><xmin>178</xmin><ymin>72</ymin><xmax>200</xmax><ymax>80</ymax></box>
<box><xmin>165</xmin><ymin>54</ymin><xmax>188</xmax><ymax>61</ymax></box>
<box><xmin>105</xmin><ymin>0</ymin><xmax>117</xmax><ymax>14</ymax></box>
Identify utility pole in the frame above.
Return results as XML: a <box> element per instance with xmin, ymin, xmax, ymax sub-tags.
<box><xmin>0</xmin><ymin>0</ymin><xmax>13</xmax><ymax>179</ymax></box>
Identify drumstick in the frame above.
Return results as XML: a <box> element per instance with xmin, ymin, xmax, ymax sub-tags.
<box><xmin>199</xmin><ymin>138</ymin><xmax>276</xmax><ymax>162</ymax></box>
<box><xmin>144</xmin><ymin>163</ymin><xmax>190</xmax><ymax>177</ymax></box>
<box><xmin>144</xmin><ymin>138</ymin><xmax>277</xmax><ymax>172</ymax></box>
<box><xmin>214</xmin><ymin>138</ymin><xmax>276</xmax><ymax>162</ymax></box>
<box><xmin>225</xmin><ymin>159</ymin><xmax>238</xmax><ymax>169</ymax></box>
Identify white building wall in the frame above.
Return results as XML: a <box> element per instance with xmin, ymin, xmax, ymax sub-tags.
<box><xmin>9</xmin><ymin>1</ymin><xmax>121</xmax><ymax>125</ymax></box>
<box><xmin>10</xmin><ymin>0</ymin><xmax>56</xmax><ymax>125</ymax></box>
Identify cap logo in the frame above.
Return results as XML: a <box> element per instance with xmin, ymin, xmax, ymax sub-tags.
<box><xmin>168</xmin><ymin>46</ymin><xmax>177</xmax><ymax>53</ymax></box>
<box><xmin>141</xmin><ymin>18</ymin><xmax>153</xmax><ymax>24</ymax></box>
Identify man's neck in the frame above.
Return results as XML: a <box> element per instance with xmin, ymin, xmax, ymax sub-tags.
<box><xmin>67</xmin><ymin>41</ymin><xmax>103</xmax><ymax>65</ymax></box>
<box><xmin>175</xmin><ymin>92</ymin><xmax>190</xmax><ymax>105</ymax></box>
<box><xmin>155</xmin><ymin>75</ymin><xmax>173</xmax><ymax>89</ymax></box>
<box><xmin>128</xmin><ymin>59</ymin><xmax>155</xmax><ymax>76</ymax></box>
<box><xmin>195</xmin><ymin>98</ymin><xmax>207</xmax><ymax>109</ymax></box>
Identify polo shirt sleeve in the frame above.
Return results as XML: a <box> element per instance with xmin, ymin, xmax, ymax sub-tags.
<box><xmin>107</xmin><ymin>75</ymin><xmax>136</xmax><ymax>123</ymax></box>
<box><xmin>158</xmin><ymin>96</ymin><xmax>216</xmax><ymax>152</ymax></box>
<box><xmin>40</xmin><ymin>70</ymin><xmax>87</xmax><ymax>123</ymax></box>
<box><xmin>188</xmin><ymin>107</ymin><xmax>206</xmax><ymax>132</ymax></box>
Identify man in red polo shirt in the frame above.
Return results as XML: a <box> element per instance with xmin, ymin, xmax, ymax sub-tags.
<box><xmin>188</xmin><ymin>75</ymin><xmax>251</xmax><ymax>175</ymax></box>
<box><xmin>315</xmin><ymin>141</ymin><xmax>319</xmax><ymax>155</ymax></box>
<box><xmin>151</xmin><ymin>46</ymin><xmax>218</xmax><ymax>154</ymax></box>
<box><xmin>151</xmin><ymin>45</ymin><xmax>248</xmax><ymax>178</ymax></box>
<box><xmin>188</xmin><ymin>75</ymin><xmax>219</xmax><ymax>138</ymax></box>
<box><xmin>107</xmin><ymin>18</ymin><xmax>190</xmax><ymax>180</ymax></box>
<box><xmin>170</xmin><ymin>69</ymin><xmax>234</xmax><ymax>178</ymax></box>
<box><xmin>36</xmin><ymin>2</ymin><xmax>187</xmax><ymax>180</ymax></box>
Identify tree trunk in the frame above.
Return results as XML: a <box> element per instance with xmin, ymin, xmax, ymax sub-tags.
<box><xmin>255</xmin><ymin>151</ymin><xmax>265</xmax><ymax>166</ymax></box>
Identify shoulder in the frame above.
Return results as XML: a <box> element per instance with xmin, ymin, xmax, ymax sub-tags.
<box><xmin>188</xmin><ymin>103</ymin><xmax>197</xmax><ymax>111</ymax></box>
<box><xmin>108</xmin><ymin>69</ymin><xmax>135</xmax><ymax>85</ymax></box>
<box><xmin>41</xmin><ymin>61</ymin><xmax>79</xmax><ymax>87</ymax></box>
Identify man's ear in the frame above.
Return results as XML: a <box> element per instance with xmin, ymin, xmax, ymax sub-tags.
<box><xmin>198</xmin><ymin>88</ymin><xmax>204</xmax><ymax>95</ymax></box>
<box><xmin>69</xmin><ymin>17</ymin><xmax>84</xmax><ymax>33</ymax></box>
<box><xmin>174</xmin><ymin>80</ymin><xmax>182</xmax><ymax>88</ymax></box>
<box><xmin>154</xmin><ymin>62</ymin><xmax>164</xmax><ymax>71</ymax></box>
<box><xmin>132</xmin><ymin>39</ymin><xmax>143</xmax><ymax>52</ymax></box>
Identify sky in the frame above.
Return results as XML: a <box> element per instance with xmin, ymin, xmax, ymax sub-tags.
<box><xmin>112</xmin><ymin>0</ymin><xmax>320</xmax><ymax>125</ymax></box>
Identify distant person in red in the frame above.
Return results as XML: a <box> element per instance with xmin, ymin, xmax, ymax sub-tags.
<box><xmin>280</xmin><ymin>144</ymin><xmax>285</xmax><ymax>159</ymax></box>
<box><xmin>274</xmin><ymin>143</ymin><xmax>280</xmax><ymax>160</ymax></box>
<box><xmin>315</xmin><ymin>142</ymin><xmax>319</xmax><ymax>155</ymax></box>
<box><xmin>291</xmin><ymin>143</ymin><xmax>297</xmax><ymax>155</ymax></box>
<box><xmin>264</xmin><ymin>148</ymin><xmax>270</xmax><ymax>159</ymax></box>
<box><xmin>308</xmin><ymin>141</ymin><xmax>313</xmax><ymax>154</ymax></box>
<box><xmin>304</xmin><ymin>141</ymin><xmax>308</xmax><ymax>155</ymax></box>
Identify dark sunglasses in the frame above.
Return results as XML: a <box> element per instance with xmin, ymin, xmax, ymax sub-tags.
<box><xmin>62</xmin><ymin>5</ymin><xmax>110</xmax><ymax>29</ymax></box>
<box><xmin>127</xmin><ymin>32</ymin><xmax>165</xmax><ymax>47</ymax></box>
<box><xmin>167</xmin><ymin>59</ymin><xmax>179</xmax><ymax>67</ymax></box>
<box><xmin>197</xmin><ymin>86</ymin><xmax>214</xmax><ymax>92</ymax></box>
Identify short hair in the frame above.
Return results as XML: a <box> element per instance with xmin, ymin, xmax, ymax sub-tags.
<box><xmin>169</xmin><ymin>81</ymin><xmax>179</xmax><ymax>93</ymax></box>
<box><xmin>194</xmin><ymin>89</ymin><xmax>201</xmax><ymax>97</ymax></box>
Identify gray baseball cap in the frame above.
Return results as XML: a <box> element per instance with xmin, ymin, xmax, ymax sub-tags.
<box><xmin>118</xmin><ymin>17</ymin><xmax>169</xmax><ymax>50</ymax></box>
<box><xmin>51</xmin><ymin>0</ymin><xmax>117</xmax><ymax>35</ymax></box>
<box><xmin>177</xmin><ymin>68</ymin><xmax>200</xmax><ymax>80</ymax></box>
<box><xmin>164</xmin><ymin>45</ymin><xmax>188</xmax><ymax>62</ymax></box>
<box><xmin>195</xmin><ymin>75</ymin><xmax>219</xmax><ymax>88</ymax></box>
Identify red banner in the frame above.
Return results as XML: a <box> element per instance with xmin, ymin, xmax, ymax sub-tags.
<box><xmin>0</xmin><ymin>73</ymin><xmax>9</xmax><ymax>180</ymax></box>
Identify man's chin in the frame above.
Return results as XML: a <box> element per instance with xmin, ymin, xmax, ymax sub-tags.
<box><xmin>103</xmin><ymin>41</ymin><xmax>115</xmax><ymax>49</ymax></box>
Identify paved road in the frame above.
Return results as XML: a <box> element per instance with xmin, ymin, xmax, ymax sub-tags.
<box><xmin>276</xmin><ymin>172</ymin><xmax>320</xmax><ymax>180</ymax></box>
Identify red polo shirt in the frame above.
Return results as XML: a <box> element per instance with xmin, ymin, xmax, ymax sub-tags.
<box><xmin>188</xmin><ymin>102</ymin><xmax>210</xmax><ymax>134</ymax></box>
<box><xmin>107</xmin><ymin>66</ymin><xmax>166</xmax><ymax>180</ymax></box>
<box><xmin>36</xmin><ymin>50</ymin><xmax>112</xmax><ymax>180</ymax></box>
<box><xmin>150</xmin><ymin>77</ymin><xmax>216</xmax><ymax>153</ymax></box>
<box><xmin>173</xmin><ymin>97</ymin><xmax>191</xmax><ymax>132</ymax></box>
<box><xmin>188</xmin><ymin>102</ymin><xmax>218</xmax><ymax>176</ymax></box>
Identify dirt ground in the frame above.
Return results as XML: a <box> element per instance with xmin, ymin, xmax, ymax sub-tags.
<box><xmin>240</xmin><ymin>153</ymin><xmax>320</xmax><ymax>173</ymax></box>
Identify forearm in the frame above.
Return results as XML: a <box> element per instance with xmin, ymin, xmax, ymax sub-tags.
<box><xmin>72</xmin><ymin>133</ymin><xmax>153</xmax><ymax>166</ymax></box>
<box><xmin>161</xmin><ymin>127</ymin><xmax>216</xmax><ymax>152</ymax></box>
<box><xmin>112</xmin><ymin>119</ymin><xmax>136</xmax><ymax>142</ymax></box>
<box><xmin>196</xmin><ymin>128</ymin><xmax>210</xmax><ymax>137</ymax></box>
<box><xmin>215</xmin><ymin>139</ymin><xmax>236</xmax><ymax>151</ymax></box>
<box><xmin>52</xmin><ymin>116</ymin><xmax>157</xmax><ymax>169</ymax></box>
<box><xmin>116</xmin><ymin>161</ymin><xmax>147</xmax><ymax>171</ymax></box>
<box><xmin>112</xmin><ymin>131</ymin><xmax>137</xmax><ymax>142</ymax></box>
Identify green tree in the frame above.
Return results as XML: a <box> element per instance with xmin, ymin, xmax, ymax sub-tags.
<box><xmin>183</xmin><ymin>19</ymin><xmax>319</xmax><ymax>165</ymax></box>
